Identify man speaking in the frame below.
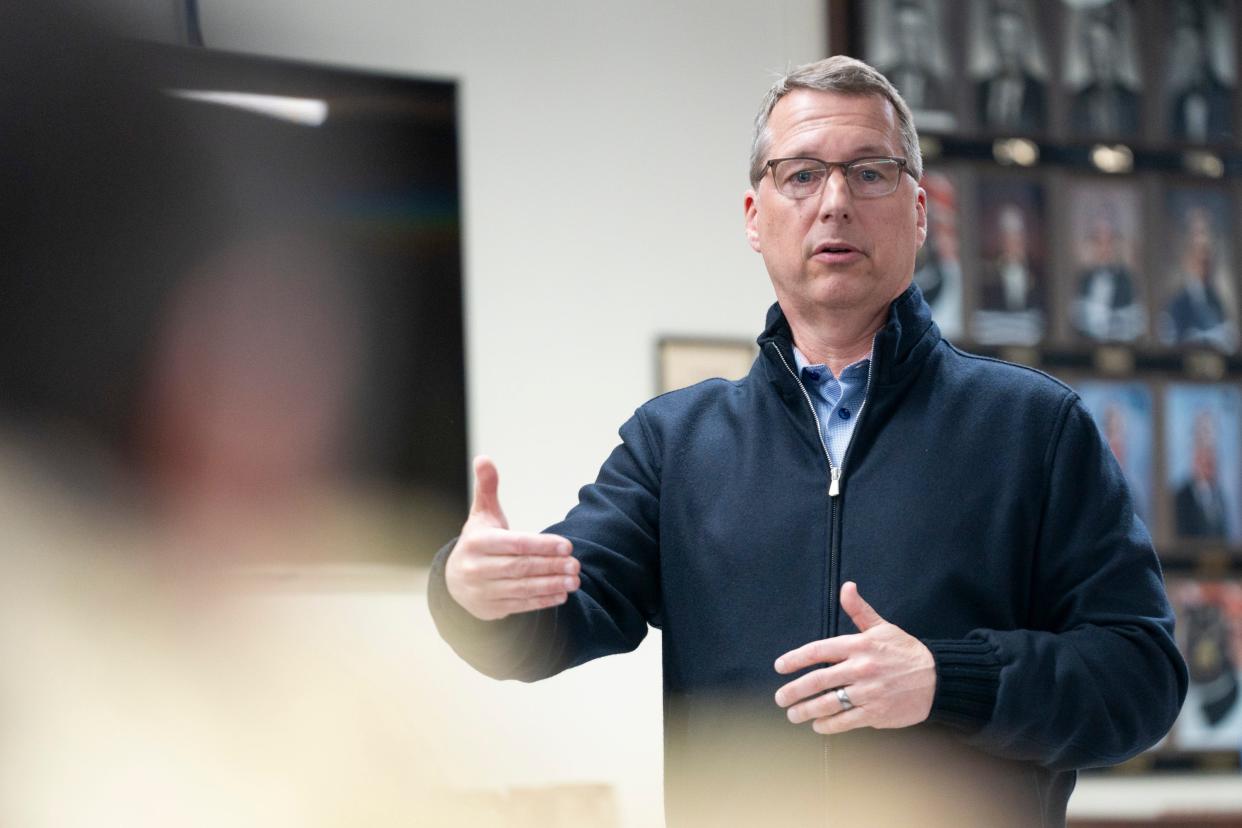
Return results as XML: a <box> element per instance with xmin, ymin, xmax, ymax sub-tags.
<box><xmin>428</xmin><ymin>56</ymin><xmax>1186</xmax><ymax>827</ymax></box>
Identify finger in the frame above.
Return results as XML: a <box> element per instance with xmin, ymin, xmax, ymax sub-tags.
<box><xmin>786</xmin><ymin>684</ymin><xmax>857</xmax><ymax>724</ymax></box>
<box><xmin>493</xmin><ymin>593</ymin><xmax>569</xmax><ymax>616</ymax></box>
<box><xmin>812</xmin><ymin>706</ymin><xmax>869</xmax><ymax>735</ymax></box>
<box><xmin>468</xmin><ymin>529</ymin><xmax>573</xmax><ymax>558</ymax></box>
<box><xmin>475</xmin><ymin>554</ymin><xmax>580</xmax><ymax>579</ymax></box>
<box><xmin>774</xmin><ymin>634</ymin><xmax>861</xmax><ymax>674</ymax></box>
<box><xmin>481</xmin><ymin>574</ymin><xmax>580</xmax><ymax>600</ymax></box>
<box><xmin>840</xmin><ymin>581</ymin><xmax>885</xmax><ymax>632</ymax></box>
<box><xmin>774</xmin><ymin>662</ymin><xmax>856</xmax><ymax>708</ymax></box>
<box><xmin>470</xmin><ymin>455</ymin><xmax>508</xmax><ymax>529</ymax></box>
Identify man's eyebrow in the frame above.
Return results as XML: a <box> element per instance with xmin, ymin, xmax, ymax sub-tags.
<box><xmin>777</xmin><ymin>144</ymin><xmax>897</xmax><ymax>159</ymax></box>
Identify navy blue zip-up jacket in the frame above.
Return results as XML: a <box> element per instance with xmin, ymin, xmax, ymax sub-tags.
<box><xmin>429</xmin><ymin>285</ymin><xmax>1187</xmax><ymax>827</ymax></box>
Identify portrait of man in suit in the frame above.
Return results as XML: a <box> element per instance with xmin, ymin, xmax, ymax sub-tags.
<box><xmin>912</xmin><ymin>171</ymin><xmax>963</xmax><ymax>338</ymax></box>
<box><xmin>1175</xmin><ymin>410</ymin><xmax>1229</xmax><ymax>539</ymax></box>
<box><xmin>1159</xmin><ymin>194</ymin><xmax>1238</xmax><ymax>353</ymax></box>
<box><xmin>1166</xmin><ymin>384</ymin><xmax>1241</xmax><ymax>547</ymax></box>
<box><xmin>1077</xmin><ymin>381</ymin><xmax>1154</xmax><ymax>533</ymax></box>
<box><xmin>866</xmin><ymin>0</ymin><xmax>958</xmax><ymax>131</ymax></box>
<box><xmin>971</xmin><ymin>0</ymin><xmax>1048</xmax><ymax>134</ymax></box>
<box><xmin>1064</xmin><ymin>0</ymin><xmax>1142</xmax><ymax>139</ymax></box>
<box><xmin>1068</xmin><ymin>186</ymin><xmax>1145</xmax><ymax>342</ymax></box>
<box><xmin>973</xmin><ymin>181</ymin><xmax>1046</xmax><ymax>344</ymax></box>
<box><xmin>1166</xmin><ymin>0</ymin><xmax>1235</xmax><ymax>144</ymax></box>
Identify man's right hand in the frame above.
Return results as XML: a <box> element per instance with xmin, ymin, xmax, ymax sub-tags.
<box><xmin>445</xmin><ymin>456</ymin><xmax>580</xmax><ymax>621</ymax></box>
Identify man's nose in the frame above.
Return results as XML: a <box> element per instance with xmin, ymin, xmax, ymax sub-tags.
<box><xmin>818</xmin><ymin>166</ymin><xmax>852</xmax><ymax>220</ymax></box>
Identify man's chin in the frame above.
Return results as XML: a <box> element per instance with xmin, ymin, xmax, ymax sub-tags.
<box><xmin>782</xmin><ymin>289</ymin><xmax>886</xmax><ymax>319</ymax></box>
<box><xmin>809</xmin><ymin>278</ymin><xmax>907</xmax><ymax>312</ymax></box>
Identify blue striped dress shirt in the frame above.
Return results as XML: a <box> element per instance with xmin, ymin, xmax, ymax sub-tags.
<box><xmin>792</xmin><ymin>345</ymin><xmax>871</xmax><ymax>469</ymax></box>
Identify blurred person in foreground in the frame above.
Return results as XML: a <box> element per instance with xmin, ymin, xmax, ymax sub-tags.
<box><xmin>429</xmin><ymin>56</ymin><xmax>1186</xmax><ymax>826</ymax></box>
<box><xmin>0</xmin><ymin>5</ymin><xmax>467</xmax><ymax>826</ymax></box>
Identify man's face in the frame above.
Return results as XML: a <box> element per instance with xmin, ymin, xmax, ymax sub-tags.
<box><xmin>999</xmin><ymin>207</ymin><xmax>1028</xmax><ymax>261</ymax></box>
<box><xmin>1087</xmin><ymin>215</ymin><xmax>1119</xmax><ymax>263</ymax></box>
<box><xmin>1193</xmin><ymin>413</ymin><xmax>1218</xmax><ymax>483</ymax></box>
<box><xmin>1186</xmin><ymin>208</ymin><xmax>1214</xmax><ymax>273</ymax></box>
<box><xmin>1173</xmin><ymin>7</ymin><xmax>1208</xmax><ymax>77</ymax></box>
<box><xmin>1104</xmin><ymin>404</ymin><xmax>1127</xmax><ymax>461</ymax></box>
<box><xmin>993</xmin><ymin>11</ymin><xmax>1026</xmax><ymax>70</ymax></box>
<box><xmin>1085</xmin><ymin>21</ymin><xmax>1117</xmax><ymax>82</ymax></box>
<box><xmin>744</xmin><ymin>90</ymin><xmax>926</xmax><ymax>322</ymax></box>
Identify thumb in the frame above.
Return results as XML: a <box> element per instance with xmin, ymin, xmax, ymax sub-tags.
<box><xmin>841</xmin><ymin>581</ymin><xmax>885</xmax><ymax>632</ymax></box>
<box><xmin>469</xmin><ymin>455</ymin><xmax>509</xmax><ymax>529</ymax></box>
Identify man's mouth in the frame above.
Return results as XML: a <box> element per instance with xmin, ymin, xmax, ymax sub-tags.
<box><xmin>812</xmin><ymin>242</ymin><xmax>863</xmax><ymax>259</ymax></box>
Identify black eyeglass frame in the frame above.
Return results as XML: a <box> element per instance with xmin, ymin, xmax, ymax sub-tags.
<box><xmin>762</xmin><ymin>155</ymin><xmax>917</xmax><ymax>199</ymax></box>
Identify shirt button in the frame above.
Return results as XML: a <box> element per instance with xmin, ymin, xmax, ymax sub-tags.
<box><xmin>838</xmin><ymin>408</ymin><xmax>851</xmax><ymax>420</ymax></box>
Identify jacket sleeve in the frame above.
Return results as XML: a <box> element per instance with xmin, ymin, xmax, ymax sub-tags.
<box><xmin>426</xmin><ymin>409</ymin><xmax>663</xmax><ymax>682</ymax></box>
<box><xmin>922</xmin><ymin>393</ymin><xmax>1188</xmax><ymax>771</ymax></box>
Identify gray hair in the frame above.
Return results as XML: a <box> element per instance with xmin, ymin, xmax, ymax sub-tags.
<box><xmin>748</xmin><ymin>55</ymin><xmax>923</xmax><ymax>187</ymax></box>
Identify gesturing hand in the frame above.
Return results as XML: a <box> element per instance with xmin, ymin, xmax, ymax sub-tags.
<box><xmin>773</xmin><ymin>581</ymin><xmax>936</xmax><ymax>735</ymax></box>
<box><xmin>445</xmin><ymin>456</ymin><xmax>580</xmax><ymax>621</ymax></box>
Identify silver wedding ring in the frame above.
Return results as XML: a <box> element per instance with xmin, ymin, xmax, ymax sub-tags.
<box><xmin>835</xmin><ymin>686</ymin><xmax>855</xmax><ymax>711</ymax></box>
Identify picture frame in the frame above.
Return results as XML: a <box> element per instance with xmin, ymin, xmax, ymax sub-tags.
<box><xmin>1167</xmin><ymin>577</ymin><xmax>1242</xmax><ymax>752</ymax></box>
<box><xmin>657</xmin><ymin>337</ymin><xmax>757</xmax><ymax>394</ymax></box>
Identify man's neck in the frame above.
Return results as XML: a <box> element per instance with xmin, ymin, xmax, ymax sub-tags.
<box><xmin>785</xmin><ymin>304</ymin><xmax>888</xmax><ymax>377</ymax></box>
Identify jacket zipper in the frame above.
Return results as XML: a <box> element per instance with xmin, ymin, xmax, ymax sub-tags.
<box><xmin>768</xmin><ymin>335</ymin><xmax>877</xmax><ymax>824</ymax></box>
<box><xmin>767</xmin><ymin>334</ymin><xmax>877</xmax><ymax>627</ymax></box>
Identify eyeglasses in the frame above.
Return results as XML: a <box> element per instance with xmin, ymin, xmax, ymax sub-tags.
<box><xmin>764</xmin><ymin>156</ymin><xmax>914</xmax><ymax>200</ymax></box>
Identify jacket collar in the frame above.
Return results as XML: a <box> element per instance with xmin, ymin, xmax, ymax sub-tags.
<box><xmin>755</xmin><ymin>282</ymin><xmax>940</xmax><ymax>389</ymax></box>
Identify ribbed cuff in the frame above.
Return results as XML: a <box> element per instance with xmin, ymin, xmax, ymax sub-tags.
<box><xmin>922</xmin><ymin>638</ymin><xmax>1001</xmax><ymax>734</ymax></box>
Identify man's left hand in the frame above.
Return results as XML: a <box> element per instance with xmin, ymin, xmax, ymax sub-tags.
<box><xmin>773</xmin><ymin>581</ymin><xmax>936</xmax><ymax>735</ymax></box>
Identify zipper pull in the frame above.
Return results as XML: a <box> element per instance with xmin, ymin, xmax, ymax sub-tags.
<box><xmin>829</xmin><ymin>466</ymin><xmax>841</xmax><ymax>497</ymax></box>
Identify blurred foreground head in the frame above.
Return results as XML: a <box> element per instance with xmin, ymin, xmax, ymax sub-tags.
<box><xmin>1</xmin><ymin>3</ymin><xmax>374</xmax><ymax>553</ymax></box>
<box><xmin>0</xmin><ymin>9</ymin><xmax>473</xmax><ymax>825</ymax></box>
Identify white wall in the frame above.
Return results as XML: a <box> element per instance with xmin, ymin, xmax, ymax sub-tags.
<box><xmin>194</xmin><ymin>3</ymin><xmax>826</xmax><ymax>826</ymax></box>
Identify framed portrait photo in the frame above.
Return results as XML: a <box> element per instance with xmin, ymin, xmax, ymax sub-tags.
<box><xmin>966</xmin><ymin>0</ymin><xmax>1051</xmax><ymax>136</ymax></box>
<box><xmin>1167</xmin><ymin>577</ymin><xmax>1242</xmax><ymax>751</ymax></box>
<box><xmin>657</xmin><ymin>338</ymin><xmax>756</xmax><ymax>394</ymax></box>
<box><xmin>1164</xmin><ymin>383</ymin><xmax>1242</xmax><ymax>546</ymax></box>
<box><xmin>1157</xmin><ymin>187</ymin><xmax>1238</xmax><ymax>353</ymax></box>
<box><xmin>971</xmin><ymin>175</ymin><xmax>1048</xmax><ymax>345</ymax></box>
<box><xmin>1076</xmin><ymin>380</ymin><xmax>1156</xmax><ymax>536</ymax></box>
<box><xmin>914</xmin><ymin>168</ymin><xmax>965</xmax><ymax>339</ymax></box>
<box><xmin>1061</xmin><ymin>0</ymin><xmax>1145</xmax><ymax>141</ymax></box>
<box><xmin>860</xmin><ymin>0</ymin><xmax>960</xmax><ymax>132</ymax></box>
<box><xmin>1063</xmin><ymin>179</ymin><xmax>1148</xmax><ymax>344</ymax></box>
<box><xmin>1161</xmin><ymin>0</ymin><xmax>1236</xmax><ymax>145</ymax></box>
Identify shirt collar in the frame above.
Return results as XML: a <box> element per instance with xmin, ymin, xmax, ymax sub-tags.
<box><xmin>792</xmin><ymin>345</ymin><xmax>871</xmax><ymax>383</ymax></box>
<box><xmin>757</xmin><ymin>283</ymin><xmax>941</xmax><ymax>391</ymax></box>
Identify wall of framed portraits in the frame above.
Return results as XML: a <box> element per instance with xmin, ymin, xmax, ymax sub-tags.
<box><xmin>832</xmin><ymin>0</ymin><xmax>1242</xmax><ymax>776</ymax></box>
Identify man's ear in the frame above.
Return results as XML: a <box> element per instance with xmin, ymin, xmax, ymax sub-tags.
<box><xmin>914</xmin><ymin>185</ymin><xmax>928</xmax><ymax>250</ymax></box>
<box><xmin>744</xmin><ymin>189</ymin><xmax>762</xmax><ymax>253</ymax></box>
